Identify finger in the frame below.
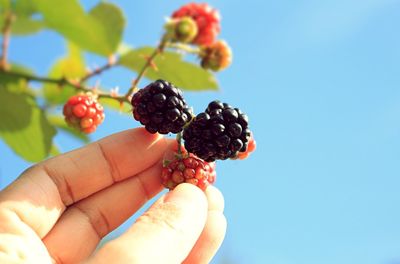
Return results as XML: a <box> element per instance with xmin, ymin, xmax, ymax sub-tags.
<box><xmin>0</xmin><ymin>128</ymin><xmax>169</xmax><ymax>239</ymax></box>
<box><xmin>183</xmin><ymin>186</ymin><xmax>227</xmax><ymax>264</ymax></box>
<box><xmin>87</xmin><ymin>184</ymin><xmax>208</xmax><ymax>264</ymax></box>
<box><xmin>43</xmin><ymin>162</ymin><xmax>164</xmax><ymax>264</ymax></box>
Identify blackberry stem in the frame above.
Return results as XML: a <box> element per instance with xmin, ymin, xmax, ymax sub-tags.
<box><xmin>176</xmin><ymin>132</ymin><xmax>183</xmax><ymax>156</ymax></box>
<box><xmin>125</xmin><ymin>34</ymin><xmax>169</xmax><ymax>97</ymax></box>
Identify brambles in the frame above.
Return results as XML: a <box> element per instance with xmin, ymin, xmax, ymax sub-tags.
<box><xmin>183</xmin><ymin>100</ymin><xmax>251</xmax><ymax>162</ymax></box>
<box><xmin>172</xmin><ymin>2</ymin><xmax>221</xmax><ymax>46</ymax></box>
<box><xmin>63</xmin><ymin>94</ymin><xmax>105</xmax><ymax>134</ymax></box>
<box><xmin>0</xmin><ymin>1</ymin><xmax>253</xmax><ymax>182</ymax></box>
<box><xmin>131</xmin><ymin>80</ymin><xmax>193</xmax><ymax>134</ymax></box>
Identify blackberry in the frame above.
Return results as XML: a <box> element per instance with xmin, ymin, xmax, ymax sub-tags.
<box><xmin>183</xmin><ymin>100</ymin><xmax>251</xmax><ymax>162</ymax></box>
<box><xmin>131</xmin><ymin>80</ymin><xmax>193</xmax><ymax>134</ymax></box>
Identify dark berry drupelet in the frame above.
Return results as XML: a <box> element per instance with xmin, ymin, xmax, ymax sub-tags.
<box><xmin>183</xmin><ymin>100</ymin><xmax>251</xmax><ymax>162</ymax></box>
<box><xmin>131</xmin><ymin>80</ymin><xmax>193</xmax><ymax>134</ymax></box>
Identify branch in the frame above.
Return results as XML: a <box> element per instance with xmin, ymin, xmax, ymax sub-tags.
<box><xmin>0</xmin><ymin>69</ymin><xmax>130</xmax><ymax>104</ymax></box>
<box><xmin>80</xmin><ymin>55</ymin><xmax>117</xmax><ymax>82</ymax></box>
<box><xmin>0</xmin><ymin>11</ymin><xmax>14</xmax><ymax>70</ymax></box>
<box><xmin>125</xmin><ymin>35</ymin><xmax>169</xmax><ymax>97</ymax></box>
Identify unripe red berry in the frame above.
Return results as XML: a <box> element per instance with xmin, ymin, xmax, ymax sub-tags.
<box><xmin>172</xmin><ymin>3</ymin><xmax>221</xmax><ymax>46</ymax></box>
<box><xmin>163</xmin><ymin>152</ymin><xmax>216</xmax><ymax>191</ymax></box>
<box><xmin>63</xmin><ymin>94</ymin><xmax>105</xmax><ymax>134</ymax></box>
<box><xmin>200</xmin><ymin>40</ymin><xmax>232</xmax><ymax>72</ymax></box>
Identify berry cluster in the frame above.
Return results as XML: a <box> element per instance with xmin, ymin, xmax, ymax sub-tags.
<box><xmin>63</xmin><ymin>94</ymin><xmax>105</xmax><ymax>134</ymax></box>
<box><xmin>169</xmin><ymin>3</ymin><xmax>232</xmax><ymax>72</ymax></box>
<box><xmin>129</xmin><ymin>79</ymin><xmax>254</xmax><ymax>191</ymax></box>
<box><xmin>183</xmin><ymin>100</ymin><xmax>251</xmax><ymax>162</ymax></box>
<box><xmin>131</xmin><ymin>80</ymin><xmax>193</xmax><ymax>134</ymax></box>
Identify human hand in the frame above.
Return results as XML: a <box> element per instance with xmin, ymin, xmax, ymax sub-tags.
<box><xmin>0</xmin><ymin>128</ymin><xmax>227</xmax><ymax>264</ymax></box>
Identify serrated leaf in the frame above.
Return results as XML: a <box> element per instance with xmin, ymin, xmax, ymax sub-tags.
<box><xmin>43</xmin><ymin>42</ymin><xmax>85</xmax><ymax>105</ymax></box>
<box><xmin>119</xmin><ymin>47</ymin><xmax>219</xmax><ymax>91</ymax></box>
<box><xmin>0</xmin><ymin>88</ymin><xmax>57</xmax><ymax>162</ymax></box>
<box><xmin>47</xmin><ymin>115</ymin><xmax>89</xmax><ymax>143</ymax></box>
<box><xmin>89</xmin><ymin>2</ymin><xmax>125</xmax><ymax>54</ymax></box>
<box><xmin>32</xmin><ymin>0</ymin><xmax>124</xmax><ymax>56</ymax></box>
<box><xmin>98</xmin><ymin>97</ymin><xmax>131</xmax><ymax>114</ymax></box>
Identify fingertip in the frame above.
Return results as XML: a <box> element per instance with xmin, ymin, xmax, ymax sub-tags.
<box><xmin>164</xmin><ymin>183</ymin><xmax>208</xmax><ymax>212</ymax></box>
<box><xmin>205</xmin><ymin>185</ymin><xmax>225</xmax><ymax>212</ymax></box>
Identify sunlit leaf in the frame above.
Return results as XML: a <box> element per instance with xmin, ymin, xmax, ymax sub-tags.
<box><xmin>0</xmin><ymin>88</ymin><xmax>56</xmax><ymax>162</ymax></box>
<box><xmin>32</xmin><ymin>0</ymin><xmax>125</xmax><ymax>55</ymax></box>
<box><xmin>119</xmin><ymin>47</ymin><xmax>219</xmax><ymax>91</ymax></box>
<box><xmin>43</xmin><ymin>42</ymin><xmax>86</xmax><ymax>105</ymax></box>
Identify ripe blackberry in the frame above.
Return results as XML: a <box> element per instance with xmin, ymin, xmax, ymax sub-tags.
<box><xmin>131</xmin><ymin>80</ymin><xmax>193</xmax><ymax>134</ymax></box>
<box><xmin>183</xmin><ymin>100</ymin><xmax>251</xmax><ymax>162</ymax></box>
<box><xmin>63</xmin><ymin>94</ymin><xmax>105</xmax><ymax>134</ymax></box>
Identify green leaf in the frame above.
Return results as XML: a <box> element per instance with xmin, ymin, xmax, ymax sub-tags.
<box><xmin>47</xmin><ymin>115</ymin><xmax>90</xmax><ymax>143</ymax></box>
<box><xmin>0</xmin><ymin>89</ymin><xmax>57</xmax><ymax>162</ymax></box>
<box><xmin>14</xmin><ymin>0</ymin><xmax>38</xmax><ymax>16</ymax></box>
<box><xmin>119</xmin><ymin>47</ymin><xmax>219</xmax><ymax>91</ymax></box>
<box><xmin>0</xmin><ymin>0</ymin><xmax>44</xmax><ymax>35</ymax></box>
<box><xmin>98</xmin><ymin>97</ymin><xmax>131</xmax><ymax>114</ymax></box>
<box><xmin>89</xmin><ymin>2</ymin><xmax>125</xmax><ymax>54</ymax></box>
<box><xmin>43</xmin><ymin>42</ymin><xmax>86</xmax><ymax>105</ymax></box>
<box><xmin>0</xmin><ymin>0</ymin><xmax>11</xmax><ymax>10</ymax></box>
<box><xmin>0</xmin><ymin>64</ymin><xmax>34</xmax><ymax>92</ymax></box>
<box><xmin>32</xmin><ymin>0</ymin><xmax>124</xmax><ymax>56</ymax></box>
<box><xmin>10</xmin><ymin>16</ymin><xmax>44</xmax><ymax>35</ymax></box>
<box><xmin>50</xmin><ymin>144</ymin><xmax>61</xmax><ymax>156</ymax></box>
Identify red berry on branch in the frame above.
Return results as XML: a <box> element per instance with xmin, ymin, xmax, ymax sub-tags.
<box><xmin>200</xmin><ymin>40</ymin><xmax>232</xmax><ymax>72</ymax></box>
<box><xmin>172</xmin><ymin>2</ymin><xmax>221</xmax><ymax>46</ymax></box>
<box><xmin>63</xmin><ymin>94</ymin><xmax>105</xmax><ymax>134</ymax></box>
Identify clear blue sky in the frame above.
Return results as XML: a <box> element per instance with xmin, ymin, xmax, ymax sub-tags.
<box><xmin>1</xmin><ymin>0</ymin><xmax>400</xmax><ymax>263</ymax></box>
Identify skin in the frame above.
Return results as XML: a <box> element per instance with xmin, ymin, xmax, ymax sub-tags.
<box><xmin>0</xmin><ymin>128</ymin><xmax>227</xmax><ymax>264</ymax></box>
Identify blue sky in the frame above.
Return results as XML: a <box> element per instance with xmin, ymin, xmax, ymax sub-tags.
<box><xmin>1</xmin><ymin>0</ymin><xmax>400</xmax><ymax>263</ymax></box>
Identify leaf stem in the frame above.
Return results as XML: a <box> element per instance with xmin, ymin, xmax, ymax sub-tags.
<box><xmin>0</xmin><ymin>11</ymin><xmax>14</xmax><ymax>70</ymax></box>
<box><xmin>125</xmin><ymin>35</ymin><xmax>169</xmax><ymax>97</ymax></box>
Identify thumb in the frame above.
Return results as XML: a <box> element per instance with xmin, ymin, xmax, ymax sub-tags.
<box><xmin>87</xmin><ymin>183</ymin><xmax>208</xmax><ymax>264</ymax></box>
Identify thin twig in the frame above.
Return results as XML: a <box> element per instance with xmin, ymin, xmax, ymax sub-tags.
<box><xmin>0</xmin><ymin>11</ymin><xmax>14</xmax><ymax>70</ymax></box>
<box><xmin>125</xmin><ymin>35</ymin><xmax>169</xmax><ymax>97</ymax></box>
<box><xmin>80</xmin><ymin>55</ymin><xmax>117</xmax><ymax>82</ymax></box>
<box><xmin>0</xmin><ymin>69</ymin><xmax>130</xmax><ymax>103</ymax></box>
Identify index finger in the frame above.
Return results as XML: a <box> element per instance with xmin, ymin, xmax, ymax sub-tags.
<box><xmin>0</xmin><ymin>128</ymin><xmax>169</xmax><ymax>238</ymax></box>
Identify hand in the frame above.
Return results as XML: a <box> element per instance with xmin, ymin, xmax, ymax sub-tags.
<box><xmin>0</xmin><ymin>128</ymin><xmax>227</xmax><ymax>264</ymax></box>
